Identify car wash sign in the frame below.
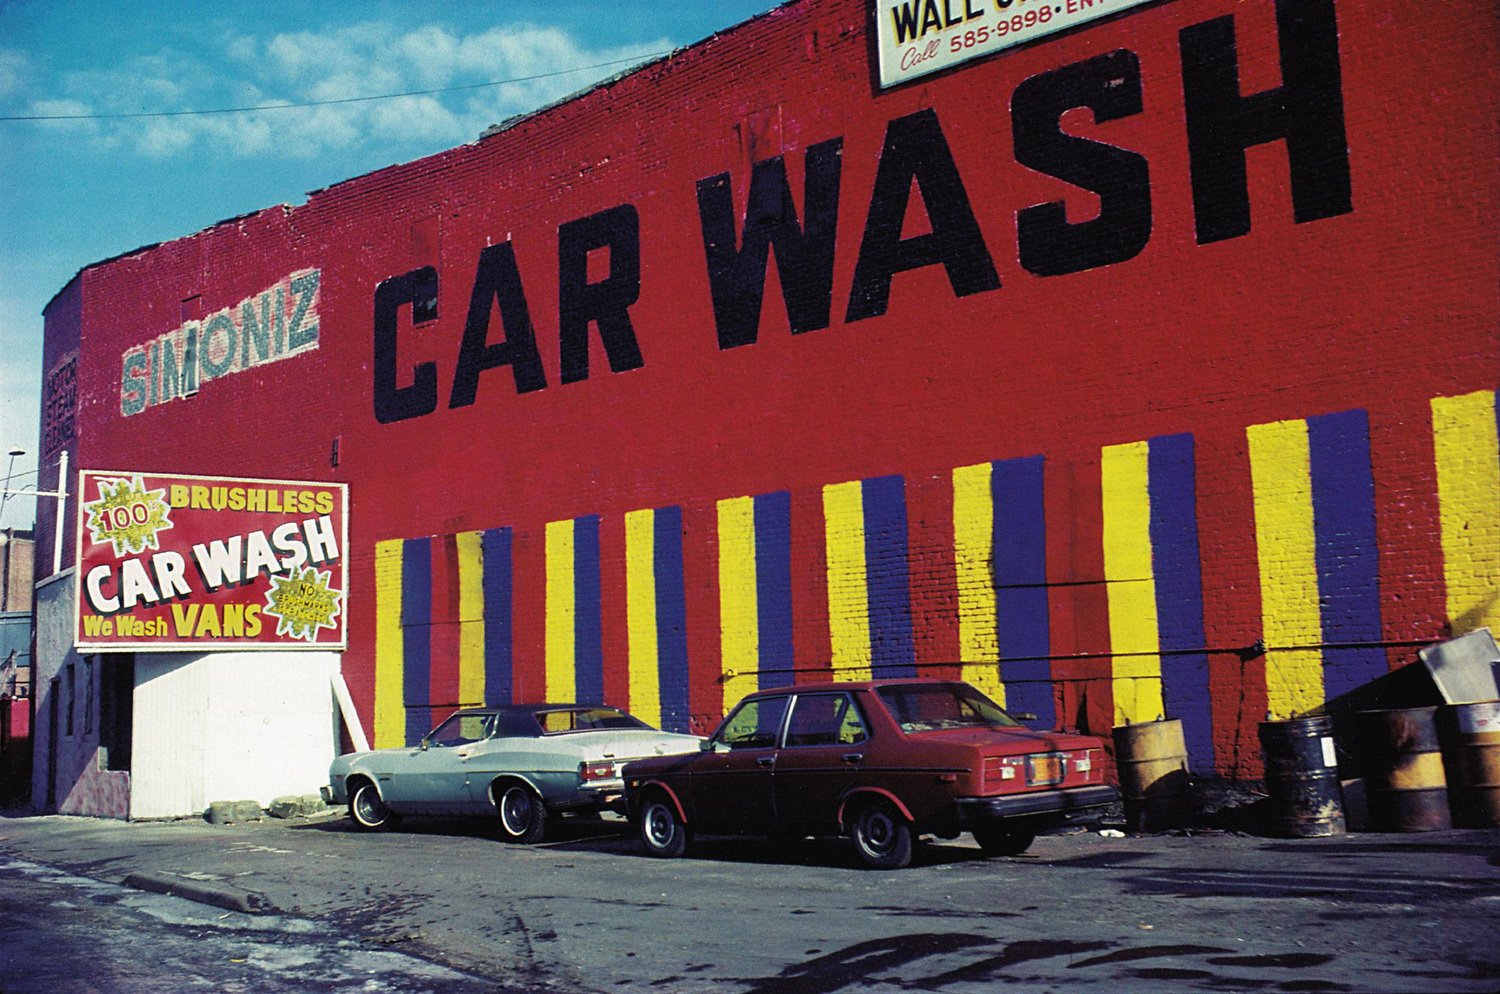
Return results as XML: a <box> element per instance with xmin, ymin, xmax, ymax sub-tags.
<box><xmin>875</xmin><ymin>0</ymin><xmax>1160</xmax><ymax>87</ymax></box>
<box><xmin>75</xmin><ymin>470</ymin><xmax>348</xmax><ymax>650</ymax></box>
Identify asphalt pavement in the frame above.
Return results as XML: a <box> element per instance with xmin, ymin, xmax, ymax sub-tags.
<box><xmin>2</xmin><ymin>803</ymin><xmax>1498</xmax><ymax>994</ymax></box>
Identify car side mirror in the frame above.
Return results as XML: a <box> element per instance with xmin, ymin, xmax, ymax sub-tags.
<box><xmin>419</xmin><ymin>738</ymin><xmax>430</xmax><ymax>751</ymax></box>
<box><xmin>699</xmin><ymin>739</ymin><xmax>716</xmax><ymax>752</ymax></box>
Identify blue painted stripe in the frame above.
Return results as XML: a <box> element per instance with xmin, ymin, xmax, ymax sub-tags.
<box><xmin>1148</xmin><ymin>434</ymin><xmax>1214</xmax><ymax>772</ymax></box>
<box><xmin>993</xmin><ymin>456</ymin><xmax>1055</xmax><ymax>729</ymax></box>
<box><xmin>653</xmin><ymin>507</ymin><xmax>691</xmax><ymax>732</ymax></box>
<box><xmin>754</xmin><ymin>491</ymin><xmax>794</xmax><ymax>689</ymax></box>
<box><xmin>862</xmin><ymin>475</ymin><xmax>916</xmax><ymax>678</ymax></box>
<box><xmin>401</xmin><ymin>537</ymin><xmax>432</xmax><ymax>744</ymax></box>
<box><xmin>573</xmin><ymin>516</ymin><xmax>604</xmax><ymax>704</ymax></box>
<box><xmin>481</xmin><ymin>527</ymin><xmax>513</xmax><ymax>706</ymax></box>
<box><xmin>1307</xmin><ymin>409</ymin><xmax>1386</xmax><ymax>699</ymax></box>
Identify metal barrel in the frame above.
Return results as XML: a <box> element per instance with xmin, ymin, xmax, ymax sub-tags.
<box><xmin>1437</xmin><ymin>701</ymin><xmax>1500</xmax><ymax>828</ymax></box>
<box><xmin>1259</xmin><ymin>716</ymin><xmax>1346</xmax><ymax>837</ymax></box>
<box><xmin>1112</xmin><ymin>719</ymin><xmax>1192</xmax><ymax>833</ymax></box>
<box><xmin>1355</xmin><ymin>706</ymin><xmax>1451</xmax><ymax>832</ymax></box>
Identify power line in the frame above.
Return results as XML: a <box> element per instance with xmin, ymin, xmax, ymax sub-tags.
<box><xmin>0</xmin><ymin>53</ymin><xmax>669</xmax><ymax>123</ymax></box>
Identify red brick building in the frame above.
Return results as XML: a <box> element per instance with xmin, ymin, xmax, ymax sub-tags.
<box><xmin>33</xmin><ymin>0</ymin><xmax>1499</xmax><ymax>815</ymax></box>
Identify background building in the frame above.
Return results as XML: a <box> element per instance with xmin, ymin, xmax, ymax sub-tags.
<box><xmin>1</xmin><ymin>529</ymin><xmax>35</xmax><ymax>803</ymax></box>
<box><xmin>30</xmin><ymin>0</ymin><xmax>1500</xmax><ymax>817</ymax></box>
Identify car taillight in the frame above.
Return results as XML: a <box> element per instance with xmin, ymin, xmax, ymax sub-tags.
<box><xmin>580</xmin><ymin>760</ymin><xmax>617</xmax><ymax>782</ymax></box>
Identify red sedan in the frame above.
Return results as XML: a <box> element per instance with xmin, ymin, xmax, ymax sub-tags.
<box><xmin>623</xmin><ymin>678</ymin><xmax>1118</xmax><ymax>869</ymax></box>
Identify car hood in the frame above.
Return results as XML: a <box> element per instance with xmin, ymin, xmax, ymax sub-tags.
<box><xmin>329</xmin><ymin>746</ymin><xmax>403</xmax><ymax>771</ymax></box>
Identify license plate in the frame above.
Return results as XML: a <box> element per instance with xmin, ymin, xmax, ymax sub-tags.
<box><xmin>1028</xmin><ymin>753</ymin><xmax>1064</xmax><ymax>785</ymax></box>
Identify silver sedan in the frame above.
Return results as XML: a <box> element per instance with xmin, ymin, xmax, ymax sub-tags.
<box><xmin>325</xmin><ymin>705</ymin><xmax>703</xmax><ymax>843</ymax></box>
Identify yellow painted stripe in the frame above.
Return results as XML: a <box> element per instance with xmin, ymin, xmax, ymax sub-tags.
<box><xmin>953</xmin><ymin>462</ymin><xmax>1003</xmax><ymax>705</ymax></box>
<box><xmin>373</xmin><ymin>539</ymin><xmax>405</xmax><ymax>748</ymax></box>
<box><xmin>717</xmin><ymin>496</ymin><xmax>759</xmax><ymax>714</ymax></box>
<box><xmin>823</xmin><ymin>480</ymin><xmax>871</xmax><ymax>682</ymax></box>
<box><xmin>1433</xmin><ymin>390</ymin><xmax>1500</xmax><ymax>636</ymax></box>
<box><xmin>545</xmin><ymin>519</ymin><xmax>576</xmax><ymax>703</ymax></box>
<box><xmin>1101</xmin><ymin>441</ymin><xmax>1164</xmax><ymax>725</ymax></box>
<box><xmin>455</xmin><ymin>530</ymin><xmax>485</xmax><ymax>707</ymax></box>
<box><xmin>625</xmin><ymin>508</ymin><xmax>661</xmax><ymax>727</ymax></box>
<box><xmin>1248</xmin><ymin>419</ymin><xmax>1324</xmax><ymax>718</ymax></box>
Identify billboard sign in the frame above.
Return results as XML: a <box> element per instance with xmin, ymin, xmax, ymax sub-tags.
<box><xmin>874</xmin><ymin>0</ymin><xmax>1160</xmax><ymax>88</ymax></box>
<box><xmin>75</xmin><ymin>470</ymin><xmax>348</xmax><ymax>650</ymax></box>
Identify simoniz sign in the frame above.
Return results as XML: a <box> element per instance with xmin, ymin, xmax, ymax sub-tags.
<box><xmin>874</xmin><ymin>0</ymin><xmax>1161</xmax><ymax>86</ymax></box>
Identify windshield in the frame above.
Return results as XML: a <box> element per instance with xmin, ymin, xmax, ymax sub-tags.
<box><xmin>536</xmin><ymin>707</ymin><xmax>650</xmax><ymax>734</ymax></box>
<box><xmin>875</xmin><ymin>683</ymin><xmax>1021</xmax><ymax>733</ymax></box>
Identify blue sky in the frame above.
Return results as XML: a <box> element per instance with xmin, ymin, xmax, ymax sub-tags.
<box><xmin>0</xmin><ymin>0</ymin><xmax>780</xmax><ymax>527</ymax></box>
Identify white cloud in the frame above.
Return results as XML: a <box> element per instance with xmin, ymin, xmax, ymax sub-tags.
<box><xmin>30</xmin><ymin>18</ymin><xmax>672</xmax><ymax>164</ymax></box>
<box><xmin>0</xmin><ymin>50</ymin><xmax>27</xmax><ymax>100</ymax></box>
<box><xmin>135</xmin><ymin>117</ymin><xmax>196</xmax><ymax>158</ymax></box>
<box><xmin>30</xmin><ymin>97</ymin><xmax>94</xmax><ymax>120</ymax></box>
<box><xmin>367</xmin><ymin>94</ymin><xmax>462</xmax><ymax>146</ymax></box>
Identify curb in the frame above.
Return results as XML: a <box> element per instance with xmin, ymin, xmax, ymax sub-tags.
<box><xmin>122</xmin><ymin>871</ymin><xmax>274</xmax><ymax>915</ymax></box>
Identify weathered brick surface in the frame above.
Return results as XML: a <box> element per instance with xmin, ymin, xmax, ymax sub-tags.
<box><xmin>36</xmin><ymin>0</ymin><xmax>1499</xmax><ymax>775</ymax></box>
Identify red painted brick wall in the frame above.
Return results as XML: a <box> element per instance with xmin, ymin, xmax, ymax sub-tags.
<box><xmin>40</xmin><ymin>0</ymin><xmax>1500</xmax><ymax>776</ymax></box>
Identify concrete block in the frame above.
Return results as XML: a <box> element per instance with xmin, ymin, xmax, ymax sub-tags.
<box><xmin>205</xmin><ymin>800</ymin><xmax>264</xmax><ymax>824</ymax></box>
<box><xmin>268</xmin><ymin>794</ymin><xmax>331</xmax><ymax>818</ymax></box>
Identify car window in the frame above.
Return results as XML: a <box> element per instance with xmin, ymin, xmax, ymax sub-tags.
<box><xmin>426</xmin><ymin>712</ymin><xmax>491</xmax><ymax>747</ymax></box>
<box><xmin>784</xmin><ymin>693</ymin><xmax>868</xmax><ymax>747</ymax></box>
<box><xmin>537</xmin><ymin>708</ymin><xmax>651</xmax><ymax>734</ymax></box>
<box><xmin>876</xmin><ymin>683</ymin><xmax>1021</xmax><ymax>732</ymax></box>
<box><xmin>494</xmin><ymin>710</ymin><xmax>542</xmax><ymax>738</ymax></box>
<box><xmin>714</xmin><ymin>696</ymin><xmax>790</xmax><ymax>749</ymax></box>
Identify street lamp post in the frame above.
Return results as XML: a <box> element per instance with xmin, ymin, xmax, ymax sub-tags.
<box><xmin>0</xmin><ymin>449</ymin><xmax>69</xmax><ymax>576</ymax></box>
<box><xmin>0</xmin><ymin>447</ymin><xmax>22</xmax><ymax>526</ymax></box>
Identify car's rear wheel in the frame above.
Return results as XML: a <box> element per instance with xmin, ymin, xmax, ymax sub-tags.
<box><xmin>849</xmin><ymin>798</ymin><xmax>913</xmax><ymax>869</ymax></box>
<box><xmin>972</xmin><ymin>824</ymin><xmax>1036</xmax><ymax>856</ymax></box>
<box><xmin>348</xmin><ymin>780</ymin><xmax>398</xmax><ymax>831</ymax></box>
<box><xmin>638</xmin><ymin>797</ymin><xmax>688</xmax><ymax>858</ymax></box>
<box><xmin>496</xmin><ymin>783</ymin><xmax>547</xmax><ymax>844</ymax></box>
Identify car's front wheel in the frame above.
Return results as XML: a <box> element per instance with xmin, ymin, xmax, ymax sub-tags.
<box><xmin>348</xmin><ymin>780</ymin><xmax>398</xmax><ymax>831</ymax></box>
<box><xmin>972</xmin><ymin>824</ymin><xmax>1036</xmax><ymax>857</ymax></box>
<box><xmin>638</xmin><ymin>797</ymin><xmax>688</xmax><ymax>858</ymax></box>
<box><xmin>495</xmin><ymin>783</ymin><xmax>547</xmax><ymax>844</ymax></box>
<box><xmin>849</xmin><ymin>798</ymin><xmax>913</xmax><ymax>869</ymax></box>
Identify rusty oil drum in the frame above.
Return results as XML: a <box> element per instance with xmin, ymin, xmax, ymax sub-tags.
<box><xmin>1259</xmin><ymin>715</ymin><xmax>1346</xmax><ymax>837</ymax></box>
<box><xmin>1112</xmin><ymin>719</ymin><xmax>1192</xmax><ymax>832</ymax></box>
<box><xmin>1437</xmin><ymin>701</ymin><xmax>1500</xmax><ymax>828</ymax></box>
<box><xmin>1355</xmin><ymin>706</ymin><xmax>1451</xmax><ymax>832</ymax></box>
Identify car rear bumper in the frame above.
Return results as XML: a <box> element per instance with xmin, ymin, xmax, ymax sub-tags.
<box><xmin>573</xmin><ymin>781</ymin><xmax>628</xmax><ymax>813</ymax></box>
<box><xmin>956</xmin><ymin>784</ymin><xmax>1120</xmax><ymax>827</ymax></box>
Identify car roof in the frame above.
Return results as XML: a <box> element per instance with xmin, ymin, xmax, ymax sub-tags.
<box><xmin>451</xmin><ymin>703</ymin><xmax>625</xmax><ymax>716</ymax></box>
<box><xmin>742</xmin><ymin>677</ymin><xmax>968</xmax><ymax>697</ymax></box>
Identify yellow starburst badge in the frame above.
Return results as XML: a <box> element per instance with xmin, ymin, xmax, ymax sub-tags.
<box><xmin>264</xmin><ymin>567</ymin><xmax>344</xmax><ymax>642</ymax></box>
<box><xmin>83</xmin><ymin>476</ymin><xmax>174</xmax><ymax>556</ymax></box>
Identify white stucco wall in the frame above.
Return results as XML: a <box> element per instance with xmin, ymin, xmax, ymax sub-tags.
<box><xmin>130</xmin><ymin>650</ymin><xmax>339</xmax><ymax>819</ymax></box>
<box><xmin>31</xmin><ymin>570</ymin><xmax>131</xmax><ymax>816</ymax></box>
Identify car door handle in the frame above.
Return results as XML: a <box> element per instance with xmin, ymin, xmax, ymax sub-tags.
<box><xmin>842</xmin><ymin>753</ymin><xmax>864</xmax><ymax>764</ymax></box>
<box><xmin>756</xmin><ymin>757</ymin><xmax>775</xmax><ymax>768</ymax></box>
<box><xmin>456</xmin><ymin>750</ymin><xmax>473</xmax><ymax>760</ymax></box>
